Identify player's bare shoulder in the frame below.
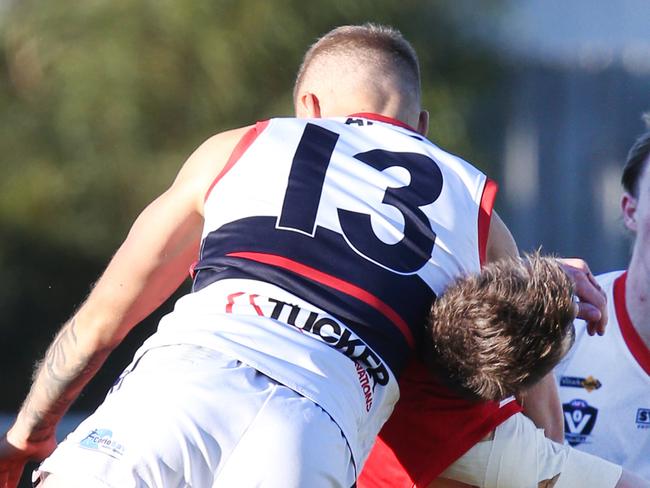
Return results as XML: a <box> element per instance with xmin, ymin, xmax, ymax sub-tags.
<box><xmin>172</xmin><ymin>125</ymin><xmax>255</xmax><ymax>215</ymax></box>
<box><xmin>200</xmin><ymin>125</ymin><xmax>254</xmax><ymax>173</ymax></box>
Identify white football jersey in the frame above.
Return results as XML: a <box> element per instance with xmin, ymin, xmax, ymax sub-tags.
<box><xmin>555</xmin><ymin>270</ymin><xmax>650</xmax><ymax>479</ymax></box>
<box><xmin>141</xmin><ymin>114</ymin><xmax>495</xmax><ymax>469</ymax></box>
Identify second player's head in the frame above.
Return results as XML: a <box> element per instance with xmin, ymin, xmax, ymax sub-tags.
<box><xmin>425</xmin><ymin>253</ymin><xmax>577</xmax><ymax>402</ymax></box>
<box><xmin>293</xmin><ymin>23</ymin><xmax>427</xmax><ymax>134</ymax></box>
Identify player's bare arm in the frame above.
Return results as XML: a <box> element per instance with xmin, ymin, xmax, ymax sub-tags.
<box><xmin>485</xmin><ymin>210</ymin><xmax>519</xmax><ymax>263</ymax></box>
<box><xmin>0</xmin><ymin>127</ymin><xmax>249</xmax><ymax>488</ymax></box>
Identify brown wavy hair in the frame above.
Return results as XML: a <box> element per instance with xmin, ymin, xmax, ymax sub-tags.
<box><xmin>425</xmin><ymin>253</ymin><xmax>576</xmax><ymax>402</ymax></box>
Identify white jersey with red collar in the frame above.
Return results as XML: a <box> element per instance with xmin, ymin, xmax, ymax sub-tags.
<box><xmin>555</xmin><ymin>270</ymin><xmax>650</xmax><ymax>479</ymax></box>
<box><xmin>139</xmin><ymin>114</ymin><xmax>495</xmax><ymax>470</ymax></box>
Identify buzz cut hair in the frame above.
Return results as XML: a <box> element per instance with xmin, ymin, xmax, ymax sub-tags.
<box><xmin>425</xmin><ymin>252</ymin><xmax>576</xmax><ymax>402</ymax></box>
<box><xmin>293</xmin><ymin>23</ymin><xmax>421</xmax><ymax>105</ymax></box>
<box><xmin>622</xmin><ymin>112</ymin><xmax>650</xmax><ymax>197</ymax></box>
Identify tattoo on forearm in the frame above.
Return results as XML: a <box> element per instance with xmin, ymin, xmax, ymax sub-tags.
<box><xmin>20</xmin><ymin>318</ymin><xmax>110</xmax><ymax>441</ymax></box>
<box><xmin>44</xmin><ymin>318</ymin><xmax>79</xmax><ymax>381</ymax></box>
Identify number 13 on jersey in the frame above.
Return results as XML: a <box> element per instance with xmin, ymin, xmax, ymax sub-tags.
<box><xmin>278</xmin><ymin>123</ymin><xmax>444</xmax><ymax>275</ymax></box>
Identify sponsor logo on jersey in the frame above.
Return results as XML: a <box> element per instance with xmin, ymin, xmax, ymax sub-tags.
<box><xmin>79</xmin><ymin>428</ymin><xmax>125</xmax><ymax>458</ymax></box>
<box><xmin>265</xmin><ymin>297</ymin><xmax>389</xmax><ymax>385</ymax></box>
<box><xmin>563</xmin><ymin>399</ymin><xmax>598</xmax><ymax>446</ymax></box>
<box><xmin>224</xmin><ymin>290</ymin><xmax>389</xmax><ymax>412</ymax></box>
<box><xmin>559</xmin><ymin>375</ymin><xmax>602</xmax><ymax>392</ymax></box>
<box><xmin>355</xmin><ymin>361</ymin><xmax>373</xmax><ymax>412</ymax></box>
<box><xmin>636</xmin><ymin>408</ymin><xmax>650</xmax><ymax>429</ymax></box>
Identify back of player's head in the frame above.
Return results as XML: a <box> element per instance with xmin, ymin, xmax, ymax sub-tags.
<box><xmin>425</xmin><ymin>253</ymin><xmax>576</xmax><ymax>402</ymax></box>
<box><xmin>293</xmin><ymin>24</ymin><xmax>421</xmax><ymax>117</ymax></box>
<box><xmin>623</xmin><ymin>112</ymin><xmax>650</xmax><ymax>197</ymax></box>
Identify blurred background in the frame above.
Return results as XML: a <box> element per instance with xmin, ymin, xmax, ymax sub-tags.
<box><xmin>1</xmin><ymin>0</ymin><xmax>649</xmax><ymax>485</ymax></box>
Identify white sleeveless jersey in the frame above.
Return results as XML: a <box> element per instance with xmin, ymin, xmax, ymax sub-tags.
<box><xmin>141</xmin><ymin>114</ymin><xmax>495</xmax><ymax>469</ymax></box>
<box><xmin>555</xmin><ymin>270</ymin><xmax>650</xmax><ymax>479</ymax></box>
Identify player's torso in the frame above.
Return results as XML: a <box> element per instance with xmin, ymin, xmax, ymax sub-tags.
<box><xmin>193</xmin><ymin>114</ymin><xmax>488</xmax><ymax>377</ymax></box>
<box><xmin>145</xmin><ymin>114</ymin><xmax>491</xmax><ymax>469</ymax></box>
<box><xmin>556</xmin><ymin>271</ymin><xmax>650</xmax><ymax>477</ymax></box>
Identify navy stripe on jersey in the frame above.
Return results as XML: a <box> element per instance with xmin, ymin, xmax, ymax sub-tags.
<box><xmin>192</xmin><ymin>216</ymin><xmax>435</xmax><ymax>377</ymax></box>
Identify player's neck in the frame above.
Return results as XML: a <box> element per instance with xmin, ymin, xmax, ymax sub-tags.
<box><xmin>625</xmin><ymin>259</ymin><xmax>650</xmax><ymax>346</ymax></box>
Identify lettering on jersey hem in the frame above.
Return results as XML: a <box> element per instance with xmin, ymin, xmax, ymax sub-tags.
<box><xmin>225</xmin><ymin>291</ymin><xmax>390</xmax><ymax>410</ymax></box>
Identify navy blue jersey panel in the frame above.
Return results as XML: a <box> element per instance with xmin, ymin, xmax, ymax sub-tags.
<box><xmin>194</xmin><ymin>216</ymin><xmax>434</xmax><ymax>331</ymax></box>
<box><xmin>193</xmin><ymin>264</ymin><xmax>410</xmax><ymax>376</ymax></box>
<box><xmin>192</xmin><ymin>216</ymin><xmax>435</xmax><ymax>375</ymax></box>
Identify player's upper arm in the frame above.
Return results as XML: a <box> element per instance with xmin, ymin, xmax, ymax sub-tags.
<box><xmin>485</xmin><ymin>210</ymin><xmax>519</xmax><ymax>263</ymax></box>
<box><xmin>74</xmin><ymin>126</ymin><xmax>252</xmax><ymax>347</ymax></box>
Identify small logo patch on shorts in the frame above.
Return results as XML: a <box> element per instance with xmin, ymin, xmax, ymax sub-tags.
<box><xmin>79</xmin><ymin>428</ymin><xmax>125</xmax><ymax>458</ymax></box>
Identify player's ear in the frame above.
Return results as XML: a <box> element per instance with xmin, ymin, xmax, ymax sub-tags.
<box><xmin>416</xmin><ymin>110</ymin><xmax>429</xmax><ymax>136</ymax></box>
<box><xmin>621</xmin><ymin>192</ymin><xmax>638</xmax><ymax>232</ymax></box>
<box><xmin>296</xmin><ymin>92</ymin><xmax>322</xmax><ymax>118</ymax></box>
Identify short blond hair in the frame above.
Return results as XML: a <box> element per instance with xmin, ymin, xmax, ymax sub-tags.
<box><xmin>293</xmin><ymin>23</ymin><xmax>421</xmax><ymax>107</ymax></box>
<box><xmin>425</xmin><ymin>253</ymin><xmax>576</xmax><ymax>402</ymax></box>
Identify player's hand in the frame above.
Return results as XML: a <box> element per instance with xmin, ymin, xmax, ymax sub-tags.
<box><xmin>556</xmin><ymin>258</ymin><xmax>607</xmax><ymax>336</ymax></box>
<box><xmin>0</xmin><ymin>429</ymin><xmax>56</xmax><ymax>488</ymax></box>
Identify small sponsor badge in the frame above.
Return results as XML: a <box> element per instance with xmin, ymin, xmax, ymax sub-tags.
<box><xmin>559</xmin><ymin>375</ymin><xmax>602</xmax><ymax>392</ymax></box>
<box><xmin>79</xmin><ymin>428</ymin><xmax>125</xmax><ymax>458</ymax></box>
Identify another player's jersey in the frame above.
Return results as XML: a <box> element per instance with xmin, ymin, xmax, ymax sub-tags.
<box><xmin>139</xmin><ymin>113</ymin><xmax>495</xmax><ymax>470</ymax></box>
<box><xmin>555</xmin><ymin>271</ymin><xmax>650</xmax><ymax>480</ymax></box>
<box><xmin>358</xmin><ymin>358</ymin><xmax>521</xmax><ymax>488</ymax></box>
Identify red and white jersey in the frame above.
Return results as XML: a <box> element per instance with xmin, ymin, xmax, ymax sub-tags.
<box><xmin>140</xmin><ymin>113</ymin><xmax>495</xmax><ymax>471</ymax></box>
<box><xmin>555</xmin><ymin>271</ymin><xmax>650</xmax><ymax>480</ymax></box>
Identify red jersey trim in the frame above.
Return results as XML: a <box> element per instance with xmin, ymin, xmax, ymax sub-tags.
<box><xmin>204</xmin><ymin>120</ymin><xmax>270</xmax><ymax>202</ymax></box>
<box><xmin>347</xmin><ymin>112</ymin><xmax>419</xmax><ymax>133</ymax></box>
<box><xmin>614</xmin><ymin>272</ymin><xmax>650</xmax><ymax>375</ymax></box>
<box><xmin>478</xmin><ymin>178</ymin><xmax>498</xmax><ymax>267</ymax></box>
<box><xmin>226</xmin><ymin>251</ymin><xmax>415</xmax><ymax>348</ymax></box>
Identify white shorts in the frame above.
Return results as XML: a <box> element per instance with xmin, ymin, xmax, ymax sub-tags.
<box><xmin>440</xmin><ymin>412</ymin><xmax>622</xmax><ymax>488</ymax></box>
<box><xmin>35</xmin><ymin>345</ymin><xmax>356</xmax><ymax>488</ymax></box>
